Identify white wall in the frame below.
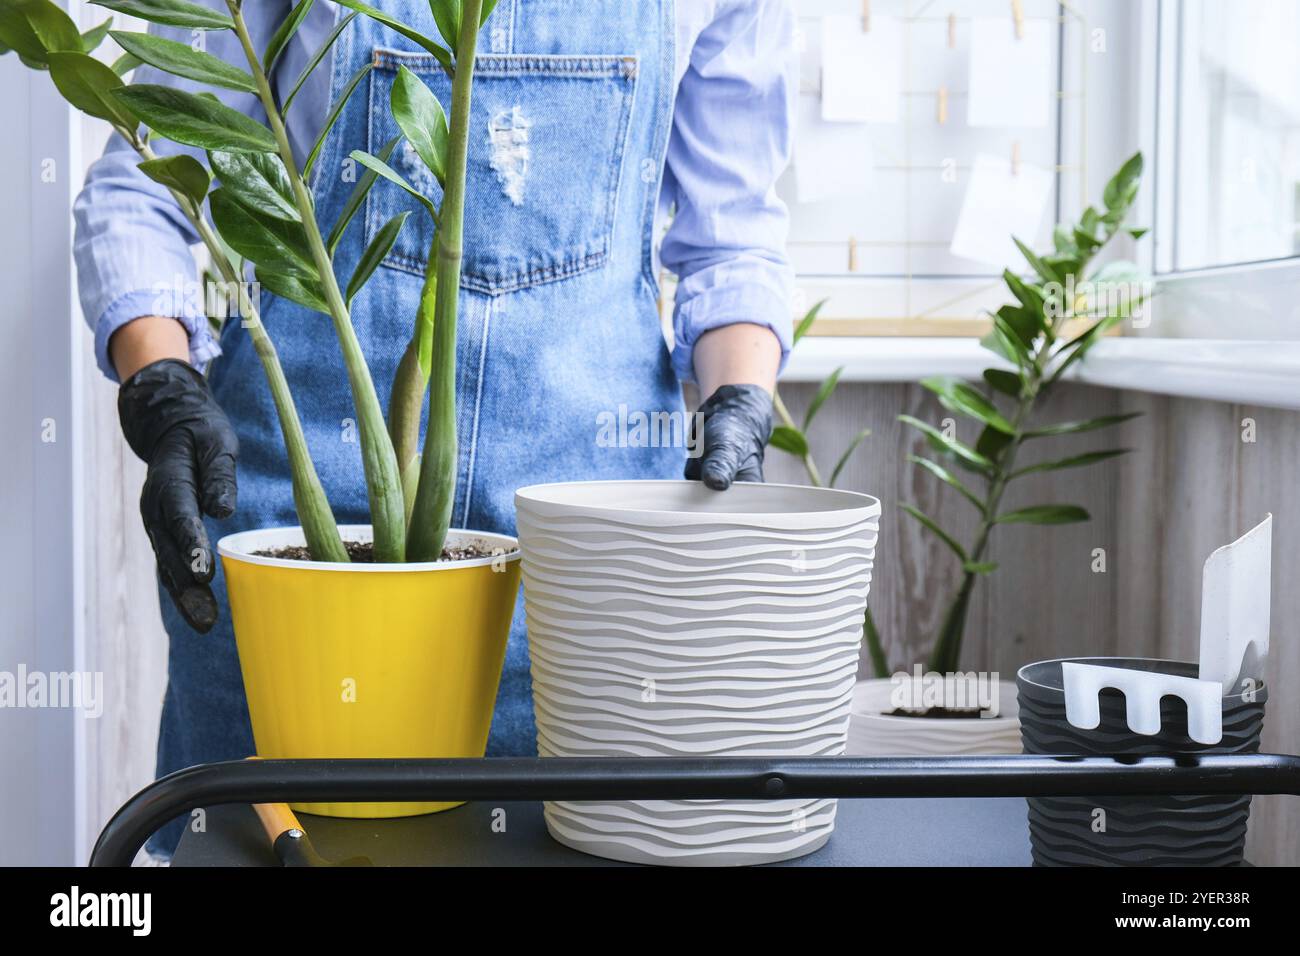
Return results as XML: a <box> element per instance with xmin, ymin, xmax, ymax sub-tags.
<box><xmin>0</xmin><ymin>52</ymin><xmax>85</xmax><ymax>865</ymax></box>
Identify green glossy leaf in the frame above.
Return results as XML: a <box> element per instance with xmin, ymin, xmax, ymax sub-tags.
<box><xmin>1009</xmin><ymin>448</ymin><xmax>1130</xmax><ymax>479</ymax></box>
<box><xmin>1024</xmin><ymin>412</ymin><xmax>1141</xmax><ymax>439</ymax></box>
<box><xmin>983</xmin><ymin>368</ymin><xmax>1022</xmax><ymax>398</ymax></box>
<box><xmin>80</xmin><ymin>17</ymin><xmax>113</xmax><ymax>53</ymax></box>
<box><xmin>1004</xmin><ymin>269</ymin><xmax>1047</xmax><ymax>317</ymax></box>
<box><xmin>793</xmin><ymin>299</ymin><xmax>826</xmax><ymax>344</ymax></box>
<box><xmin>768</xmin><ymin>426</ymin><xmax>809</xmax><ymax>457</ymax></box>
<box><xmin>980</xmin><ymin>322</ymin><xmax>1024</xmax><ymax>369</ymax></box>
<box><xmin>920</xmin><ymin>375</ymin><xmax>1014</xmax><ymax>434</ymax></box>
<box><xmin>901</xmin><ymin>504</ymin><xmax>967</xmax><ymax>562</ymax></box>
<box><xmin>284</xmin><ymin>10</ymin><xmax>358</xmax><ymax>113</ymax></box>
<box><xmin>346</xmin><ymin>211</ymin><xmax>409</xmax><ymax>304</ymax></box>
<box><xmin>255</xmin><ymin>267</ymin><xmax>328</xmax><ymax>313</ymax></box>
<box><xmin>113</xmin><ymin>84</ymin><xmax>278</xmax><ymax>152</ymax></box>
<box><xmin>109</xmin><ymin>30</ymin><xmax>257</xmax><ymax>93</ymax></box>
<box><xmin>46</xmin><ymin>51</ymin><xmax>136</xmax><ymax>128</ymax></box>
<box><xmin>1013</xmin><ymin>236</ymin><xmax>1060</xmax><ymax>285</ymax></box>
<box><xmin>209</xmin><ymin>150</ymin><xmax>300</xmax><ymax>222</ymax></box>
<box><xmin>803</xmin><ymin>366</ymin><xmax>843</xmax><ymax>430</ymax></box>
<box><xmin>828</xmin><ymin>427</ymin><xmax>870</xmax><ymax>488</ymax></box>
<box><xmin>304</xmin><ymin>61</ymin><xmax>372</xmax><ymax>177</ymax></box>
<box><xmin>209</xmin><ymin>187</ymin><xmax>317</xmax><ymax>278</ymax></box>
<box><xmin>481</xmin><ymin>0</ymin><xmax>500</xmax><ymax>25</ymax></box>
<box><xmin>995</xmin><ymin>504</ymin><xmax>1090</xmax><ymax>525</ymax></box>
<box><xmin>431</xmin><ymin>0</ymin><xmax>461</xmax><ymax>54</ymax></box>
<box><xmin>907</xmin><ymin>455</ymin><xmax>983</xmax><ymax>513</ymax></box>
<box><xmin>334</xmin><ymin>0</ymin><xmax>452</xmax><ymax>73</ymax></box>
<box><xmin>111</xmin><ymin>51</ymin><xmax>141</xmax><ymax>75</ymax></box>
<box><xmin>898</xmin><ymin>414</ymin><xmax>994</xmax><ymax>474</ymax></box>
<box><xmin>391</xmin><ymin>64</ymin><xmax>449</xmax><ymax>183</ymax></box>
<box><xmin>349</xmin><ymin>148</ymin><xmax>437</xmax><ymax>219</ymax></box>
<box><xmin>89</xmin><ymin>0</ymin><xmax>234</xmax><ymax>30</ymax></box>
<box><xmin>263</xmin><ymin>0</ymin><xmax>315</xmax><ymax>72</ymax></box>
<box><xmin>1103</xmin><ymin>152</ymin><xmax>1143</xmax><ymax>211</ymax></box>
<box><xmin>1128</xmin><ymin>226</ymin><xmax>1149</xmax><ymax>240</ymax></box>
<box><xmin>1052</xmin><ymin>224</ymin><xmax>1076</xmax><ymax>255</ymax></box>
<box><xmin>974</xmin><ymin>423</ymin><xmax>1014</xmax><ymax>461</ymax></box>
<box><xmin>328</xmin><ymin>136</ymin><xmax>399</xmax><ymax>255</ymax></box>
<box><xmin>0</xmin><ymin>4</ymin><xmax>48</xmax><ymax>64</ymax></box>
<box><xmin>22</xmin><ymin>0</ymin><xmax>82</xmax><ymax>54</ymax></box>
<box><xmin>137</xmin><ymin>153</ymin><xmax>210</xmax><ymax>207</ymax></box>
<box><xmin>995</xmin><ymin>303</ymin><xmax>1041</xmax><ymax>348</ymax></box>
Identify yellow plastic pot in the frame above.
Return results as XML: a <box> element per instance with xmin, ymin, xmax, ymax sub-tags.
<box><xmin>218</xmin><ymin>525</ymin><xmax>520</xmax><ymax>818</ymax></box>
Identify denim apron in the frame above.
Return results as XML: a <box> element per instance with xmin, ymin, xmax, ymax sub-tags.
<box><xmin>150</xmin><ymin>0</ymin><xmax>680</xmax><ymax>854</ymax></box>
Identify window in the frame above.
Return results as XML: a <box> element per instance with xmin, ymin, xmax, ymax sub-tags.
<box><xmin>1157</xmin><ymin>0</ymin><xmax>1300</xmax><ymax>273</ymax></box>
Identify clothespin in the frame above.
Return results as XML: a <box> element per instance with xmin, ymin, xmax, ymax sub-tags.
<box><xmin>937</xmin><ymin>85</ymin><xmax>949</xmax><ymax>125</ymax></box>
<box><xmin>948</xmin><ymin>12</ymin><xmax>957</xmax><ymax>48</ymax></box>
<box><xmin>861</xmin><ymin>0</ymin><xmax>871</xmax><ymax>32</ymax></box>
<box><xmin>848</xmin><ymin>236</ymin><xmax>860</xmax><ymax>272</ymax></box>
<box><xmin>1010</xmin><ymin>140</ymin><xmax>1021</xmax><ymax>176</ymax></box>
<box><xmin>1011</xmin><ymin>0</ymin><xmax>1025</xmax><ymax>39</ymax></box>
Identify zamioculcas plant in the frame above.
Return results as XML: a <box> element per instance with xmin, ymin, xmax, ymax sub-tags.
<box><xmin>884</xmin><ymin>152</ymin><xmax>1149</xmax><ymax>676</ymax></box>
<box><xmin>0</xmin><ymin>0</ymin><xmax>348</xmax><ymax>561</ymax></box>
<box><xmin>2</xmin><ymin>0</ymin><xmax>493</xmax><ymax>565</ymax></box>
<box><xmin>768</xmin><ymin>156</ymin><xmax>1148</xmax><ymax>680</ymax></box>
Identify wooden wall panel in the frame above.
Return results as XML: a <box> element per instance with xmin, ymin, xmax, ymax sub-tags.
<box><xmin>775</xmin><ymin>379</ymin><xmax>1297</xmax><ymax>865</ymax></box>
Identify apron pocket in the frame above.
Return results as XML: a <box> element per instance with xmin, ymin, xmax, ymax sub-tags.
<box><xmin>365</xmin><ymin>49</ymin><xmax>639</xmax><ymax>295</ymax></box>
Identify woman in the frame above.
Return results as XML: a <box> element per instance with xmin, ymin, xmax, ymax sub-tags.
<box><xmin>76</xmin><ymin>0</ymin><xmax>796</xmax><ymax>857</ymax></box>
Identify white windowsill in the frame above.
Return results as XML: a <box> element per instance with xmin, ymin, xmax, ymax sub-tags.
<box><xmin>781</xmin><ymin>337</ymin><xmax>1300</xmax><ymax>412</ymax></box>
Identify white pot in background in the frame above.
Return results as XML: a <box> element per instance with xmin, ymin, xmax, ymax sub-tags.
<box><xmin>516</xmin><ymin>480</ymin><xmax>880</xmax><ymax>866</ymax></box>
<box><xmin>846</xmin><ymin>678</ymin><xmax>1022</xmax><ymax>756</ymax></box>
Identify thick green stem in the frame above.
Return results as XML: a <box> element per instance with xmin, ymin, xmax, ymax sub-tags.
<box><xmin>229</xmin><ymin>2</ymin><xmax>406</xmax><ymax>561</ymax></box>
<box><xmin>407</xmin><ymin>0</ymin><xmax>483</xmax><ymax>563</ymax></box>
<box><xmin>388</xmin><ymin>243</ymin><xmax>439</xmax><ymax>525</ymax></box>
<box><xmin>135</xmin><ymin>137</ymin><xmax>347</xmax><ymax>562</ymax></box>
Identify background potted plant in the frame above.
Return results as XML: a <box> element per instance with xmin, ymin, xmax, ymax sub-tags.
<box><xmin>770</xmin><ymin>154</ymin><xmax>1148</xmax><ymax>756</ymax></box>
<box><xmin>4</xmin><ymin>0</ymin><xmax>516</xmax><ymax>816</ymax></box>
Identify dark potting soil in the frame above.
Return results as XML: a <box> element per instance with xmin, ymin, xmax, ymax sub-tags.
<box><xmin>884</xmin><ymin>707</ymin><xmax>984</xmax><ymax>719</ymax></box>
<box><xmin>255</xmin><ymin>540</ymin><xmax>505</xmax><ymax>563</ymax></box>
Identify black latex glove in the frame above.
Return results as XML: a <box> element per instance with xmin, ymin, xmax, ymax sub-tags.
<box><xmin>118</xmin><ymin>359</ymin><xmax>238</xmax><ymax>633</ymax></box>
<box><xmin>684</xmin><ymin>384</ymin><xmax>774</xmax><ymax>491</ymax></box>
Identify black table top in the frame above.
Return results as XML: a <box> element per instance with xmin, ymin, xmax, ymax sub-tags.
<box><xmin>173</xmin><ymin>797</ymin><xmax>1033</xmax><ymax>866</ymax></box>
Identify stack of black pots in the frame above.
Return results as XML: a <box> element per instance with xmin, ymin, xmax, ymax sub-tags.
<box><xmin>1017</xmin><ymin>657</ymin><xmax>1266</xmax><ymax>866</ymax></box>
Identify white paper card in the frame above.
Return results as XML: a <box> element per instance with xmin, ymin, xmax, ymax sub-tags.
<box><xmin>949</xmin><ymin>153</ymin><xmax>1052</xmax><ymax>266</ymax></box>
<box><xmin>794</xmin><ymin>95</ymin><xmax>874</xmax><ymax>204</ymax></box>
<box><xmin>821</xmin><ymin>14</ymin><xmax>902</xmax><ymax>124</ymax></box>
<box><xmin>967</xmin><ymin>17</ymin><xmax>1053</xmax><ymax>128</ymax></box>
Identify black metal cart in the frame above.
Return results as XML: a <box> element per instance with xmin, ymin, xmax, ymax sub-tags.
<box><xmin>90</xmin><ymin>753</ymin><xmax>1300</xmax><ymax>867</ymax></box>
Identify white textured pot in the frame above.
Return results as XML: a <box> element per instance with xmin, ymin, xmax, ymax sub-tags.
<box><xmin>846</xmin><ymin>678</ymin><xmax>1022</xmax><ymax>756</ymax></box>
<box><xmin>516</xmin><ymin>480</ymin><xmax>880</xmax><ymax>866</ymax></box>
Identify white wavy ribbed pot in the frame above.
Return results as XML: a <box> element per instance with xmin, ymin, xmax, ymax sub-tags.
<box><xmin>516</xmin><ymin>480</ymin><xmax>880</xmax><ymax>867</ymax></box>
<box><xmin>846</xmin><ymin>678</ymin><xmax>1022</xmax><ymax>756</ymax></box>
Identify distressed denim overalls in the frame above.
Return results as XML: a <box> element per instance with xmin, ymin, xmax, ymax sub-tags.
<box><xmin>151</xmin><ymin>0</ymin><xmax>681</xmax><ymax>854</ymax></box>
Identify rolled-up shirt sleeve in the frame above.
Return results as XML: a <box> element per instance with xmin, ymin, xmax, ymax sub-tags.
<box><xmin>73</xmin><ymin>0</ymin><xmax>291</xmax><ymax>382</ymax></box>
<box><xmin>660</xmin><ymin>0</ymin><xmax>797</xmax><ymax>385</ymax></box>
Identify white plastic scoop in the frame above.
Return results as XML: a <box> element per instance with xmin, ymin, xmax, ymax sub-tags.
<box><xmin>1063</xmin><ymin>515</ymin><xmax>1273</xmax><ymax>745</ymax></box>
<box><xmin>1198</xmin><ymin>514</ymin><xmax>1271</xmax><ymax>696</ymax></box>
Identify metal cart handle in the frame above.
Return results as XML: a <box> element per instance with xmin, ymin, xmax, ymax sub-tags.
<box><xmin>90</xmin><ymin>753</ymin><xmax>1300</xmax><ymax>867</ymax></box>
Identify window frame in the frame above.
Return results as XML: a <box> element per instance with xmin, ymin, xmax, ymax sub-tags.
<box><xmin>1139</xmin><ymin>0</ymin><xmax>1300</xmax><ymax>341</ymax></box>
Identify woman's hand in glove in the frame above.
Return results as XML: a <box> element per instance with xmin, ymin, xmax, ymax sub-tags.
<box><xmin>685</xmin><ymin>383</ymin><xmax>774</xmax><ymax>490</ymax></box>
<box><xmin>117</xmin><ymin>359</ymin><xmax>238</xmax><ymax>633</ymax></box>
